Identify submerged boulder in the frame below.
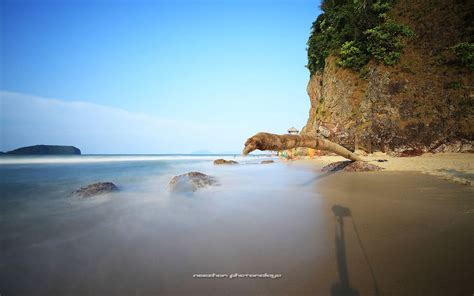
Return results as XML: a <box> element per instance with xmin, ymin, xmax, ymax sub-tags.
<box><xmin>261</xmin><ymin>160</ymin><xmax>274</xmax><ymax>164</ymax></box>
<box><xmin>322</xmin><ymin>161</ymin><xmax>383</xmax><ymax>172</ymax></box>
<box><xmin>213</xmin><ymin>159</ymin><xmax>238</xmax><ymax>165</ymax></box>
<box><xmin>169</xmin><ymin>172</ymin><xmax>219</xmax><ymax>193</ymax></box>
<box><xmin>73</xmin><ymin>182</ymin><xmax>118</xmax><ymax>198</ymax></box>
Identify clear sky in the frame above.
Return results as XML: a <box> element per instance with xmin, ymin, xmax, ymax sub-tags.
<box><xmin>0</xmin><ymin>0</ymin><xmax>321</xmax><ymax>154</ymax></box>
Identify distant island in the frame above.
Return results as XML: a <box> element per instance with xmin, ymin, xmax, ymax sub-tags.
<box><xmin>1</xmin><ymin>145</ymin><xmax>81</xmax><ymax>155</ymax></box>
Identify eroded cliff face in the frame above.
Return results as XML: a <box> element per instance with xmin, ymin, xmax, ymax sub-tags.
<box><xmin>302</xmin><ymin>0</ymin><xmax>473</xmax><ymax>155</ymax></box>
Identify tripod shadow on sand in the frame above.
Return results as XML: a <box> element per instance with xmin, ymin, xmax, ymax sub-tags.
<box><xmin>330</xmin><ymin>205</ymin><xmax>380</xmax><ymax>296</ymax></box>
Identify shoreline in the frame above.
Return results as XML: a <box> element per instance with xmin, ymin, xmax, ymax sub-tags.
<box><xmin>1</xmin><ymin>152</ymin><xmax>473</xmax><ymax>295</ymax></box>
<box><xmin>295</xmin><ymin>152</ymin><xmax>474</xmax><ymax>186</ymax></box>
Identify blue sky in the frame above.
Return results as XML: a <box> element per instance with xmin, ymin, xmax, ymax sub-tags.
<box><xmin>1</xmin><ymin>0</ymin><xmax>321</xmax><ymax>154</ymax></box>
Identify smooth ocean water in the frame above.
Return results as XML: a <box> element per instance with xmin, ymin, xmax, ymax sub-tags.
<box><xmin>0</xmin><ymin>154</ymin><xmax>325</xmax><ymax>295</ymax></box>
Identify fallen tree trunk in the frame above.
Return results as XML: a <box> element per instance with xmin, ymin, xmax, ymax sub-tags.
<box><xmin>243</xmin><ymin>132</ymin><xmax>362</xmax><ymax>162</ymax></box>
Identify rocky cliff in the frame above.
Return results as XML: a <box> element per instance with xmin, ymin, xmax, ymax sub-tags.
<box><xmin>302</xmin><ymin>0</ymin><xmax>473</xmax><ymax>155</ymax></box>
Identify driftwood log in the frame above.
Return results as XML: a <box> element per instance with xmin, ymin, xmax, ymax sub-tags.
<box><xmin>243</xmin><ymin>132</ymin><xmax>362</xmax><ymax>162</ymax></box>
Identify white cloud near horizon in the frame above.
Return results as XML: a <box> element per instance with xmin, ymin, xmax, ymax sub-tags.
<box><xmin>0</xmin><ymin>91</ymin><xmax>256</xmax><ymax>154</ymax></box>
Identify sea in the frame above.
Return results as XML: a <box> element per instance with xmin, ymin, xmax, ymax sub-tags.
<box><xmin>0</xmin><ymin>154</ymin><xmax>325</xmax><ymax>295</ymax></box>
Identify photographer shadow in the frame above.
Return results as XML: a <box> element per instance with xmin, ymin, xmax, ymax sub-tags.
<box><xmin>330</xmin><ymin>205</ymin><xmax>379</xmax><ymax>296</ymax></box>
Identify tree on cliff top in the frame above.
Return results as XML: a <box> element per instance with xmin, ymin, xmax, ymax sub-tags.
<box><xmin>306</xmin><ymin>0</ymin><xmax>412</xmax><ymax>75</ymax></box>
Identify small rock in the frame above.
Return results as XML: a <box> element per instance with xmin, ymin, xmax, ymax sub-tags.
<box><xmin>169</xmin><ymin>172</ymin><xmax>219</xmax><ymax>193</ymax></box>
<box><xmin>322</xmin><ymin>161</ymin><xmax>383</xmax><ymax>172</ymax></box>
<box><xmin>399</xmin><ymin>149</ymin><xmax>423</xmax><ymax>157</ymax></box>
<box><xmin>322</xmin><ymin>161</ymin><xmax>352</xmax><ymax>172</ymax></box>
<box><xmin>73</xmin><ymin>182</ymin><xmax>118</xmax><ymax>198</ymax></box>
<box><xmin>345</xmin><ymin>161</ymin><xmax>383</xmax><ymax>172</ymax></box>
<box><xmin>377</xmin><ymin>159</ymin><xmax>388</xmax><ymax>162</ymax></box>
<box><xmin>213</xmin><ymin>159</ymin><xmax>238</xmax><ymax>165</ymax></box>
<box><xmin>261</xmin><ymin>160</ymin><xmax>274</xmax><ymax>164</ymax></box>
<box><xmin>354</xmin><ymin>149</ymin><xmax>368</xmax><ymax>156</ymax></box>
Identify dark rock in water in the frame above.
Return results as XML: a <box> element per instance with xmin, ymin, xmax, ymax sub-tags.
<box><xmin>169</xmin><ymin>172</ymin><xmax>219</xmax><ymax>193</ymax></box>
<box><xmin>322</xmin><ymin>161</ymin><xmax>383</xmax><ymax>172</ymax></box>
<box><xmin>73</xmin><ymin>182</ymin><xmax>118</xmax><ymax>198</ymax></box>
<box><xmin>261</xmin><ymin>160</ymin><xmax>274</xmax><ymax>164</ymax></box>
<box><xmin>213</xmin><ymin>159</ymin><xmax>238</xmax><ymax>165</ymax></box>
<box><xmin>6</xmin><ymin>145</ymin><xmax>81</xmax><ymax>155</ymax></box>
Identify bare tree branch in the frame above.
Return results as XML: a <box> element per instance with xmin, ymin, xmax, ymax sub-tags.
<box><xmin>243</xmin><ymin>132</ymin><xmax>362</xmax><ymax>162</ymax></box>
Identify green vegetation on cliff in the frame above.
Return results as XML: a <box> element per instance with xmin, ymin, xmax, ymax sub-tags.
<box><xmin>307</xmin><ymin>0</ymin><xmax>412</xmax><ymax>74</ymax></box>
<box><xmin>451</xmin><ymin>42</ymin><xmax>474</xmax><ymax>70</ymax></box>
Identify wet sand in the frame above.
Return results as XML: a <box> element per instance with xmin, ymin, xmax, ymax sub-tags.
<box><xmin>171</xmin><ymin>169</ymin><xmax>474</xmax><ymax>295</ymax></box>
<box><xmin>314</xmin><ymin>169</ymin><xmax>474</xmax><ymax>296</ymax></box>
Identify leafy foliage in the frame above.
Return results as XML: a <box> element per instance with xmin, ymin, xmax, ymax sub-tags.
<box><xmin>451</xmin><ymin>42</ymin><xmax>474</xmax><ymax>70</ymax></box>
<box><xmin>337</xmin><ymin>41</ymin><xmax>369</xmax><ymax>69</ymax></box>
<box><xmin>444</xmin><ymin>80</ymin><xmax>464</xmax><ymax>90</ymax></box>
<box><xmin>365</xmin><ymin>21</ymin><xmax>414</xmax><ymax>65</ymax></box>
<box><xmin>306</xmin><ymin>0</ymin><xmax>413</xmax><ymax>75</ymax></box>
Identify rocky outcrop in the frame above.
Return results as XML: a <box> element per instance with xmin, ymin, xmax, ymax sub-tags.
<box><xmin>73</xmin><ymin>182</ymin><xmax>118</xmax><ymax>198</ymax></box>
<box><xmin>213</xmin><ymin>159</ymin><xmax>238</xmax><ymax>165</ymax></box>
<box><xmin>322</xmin><ymin>161</ymin><xmax>383</xmax><ymax>172</ymax></box>
<box><xmin>302</xmin><ymin>0</ymin><xmax>473</xmax><ymax>155</ymax></box>
<box><xmin>395</xmin><ymin>148</ymin><xmax>424</xmax><ymax>157</ymax></box>
<box><xmin>6</xmin><ymin>145</ymin><xmax>81</xmax><ymax>155</ymax></box>
<box><xmin>169</xmin><ymin>172</ymin><xmax>219</xmax><ymax>193</ymax></box>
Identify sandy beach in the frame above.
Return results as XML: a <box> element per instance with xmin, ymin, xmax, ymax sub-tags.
<box><xmin>313</xmin><ymin>170</ymin><xmax>474</xmax><ymax>296</ymax></box>
<box><xmin>298</xmin><ymin>152</ymin><xmax>474</xmax><ymax>186</ymax></box>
